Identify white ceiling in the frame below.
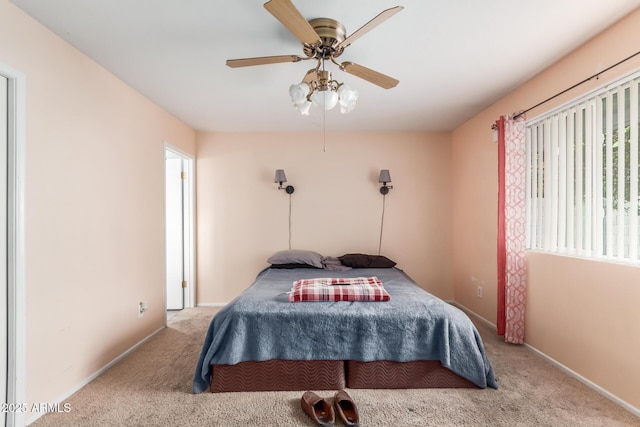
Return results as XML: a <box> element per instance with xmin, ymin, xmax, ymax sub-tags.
<box><xmin>10</xmin><ymin>0</ymin><xmax>640</xmax><ymax>132</ymax></box>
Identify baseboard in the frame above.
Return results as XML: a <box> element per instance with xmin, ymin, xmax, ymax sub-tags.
<box><xmin>196</xmin><ymin>302</ymin><xmax>227</xmax><ymax>307</ymax></box>
<box><xmin>453</xmin><ymin>301</ymin><xmax>639</xmax><ymax>418</ymax></box>
<box><xmin>523</xmin><ymin>343</ymin><xmax>640</xmax><ymax>418</ymax></box>
<box><xmin>26</xmin><ymin>326</ymin><xmax>165</xmax><ymax>426</ymax></box>
<box><xmin>449</xmin><ymin>301</ymin><xmax>497</xmax><ymax>330</ymax></box>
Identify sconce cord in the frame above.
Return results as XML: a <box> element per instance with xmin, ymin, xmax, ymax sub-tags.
<box><xmin>288</xmin><ymin>192</ymin><xmax>293</xmax><ymax>250</ymax></box>
<box><xmin>378</xmin><ymin>193</ymin><xmax>386</xmax><ymax>255</ymax></box>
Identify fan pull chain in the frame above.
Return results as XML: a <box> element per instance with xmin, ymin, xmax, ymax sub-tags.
<box><xmin>323</xmin><ymin>104</ymin><xmax>327</xmax><ymax>152</ymax></box>
<box><xmin>322</xmin><ymin>58</ymin><xmax>327</xmax><ymax>152</ymax></box>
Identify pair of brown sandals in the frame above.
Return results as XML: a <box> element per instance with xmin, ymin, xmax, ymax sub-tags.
<box><xmin>301</xmin><ymin>390</ymin><xmax>360</xmax><ymax>426</ymax></box>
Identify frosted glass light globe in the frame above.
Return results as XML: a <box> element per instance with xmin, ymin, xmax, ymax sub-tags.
<box><xmin>295</xmin><ymin>99</ymin><xmax>312</xmax><ymax>115</ymax></box>
<box><xmin>311</xmin><ymin>89</ymin><xmax>339</xmax><ymax>110</ymax></box>
<box><xmin>338</xmin><ymin>84</ymin><xmax>358</xmax><ymax>114</ymax></box>
<box><xmin>289</xmin><ymin>83</ymin><xmax>310</xmax><ymax>105</ymax></box>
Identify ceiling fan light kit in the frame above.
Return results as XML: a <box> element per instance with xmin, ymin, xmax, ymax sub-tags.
<box><xmin>289</xmin><ymin>70</ymin><xmax>358</xmax><ymax>114</ymax></box>
<box><xmin>227</xmin><ymin>0</ymin><xmax>402</xmax><ymax>116</ymax></box>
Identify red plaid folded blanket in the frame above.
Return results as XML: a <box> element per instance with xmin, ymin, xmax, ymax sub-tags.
<box><xmin>289</xmin><ymin>277</ymin><xmax>391</xmax><ymax>302</ymax></box>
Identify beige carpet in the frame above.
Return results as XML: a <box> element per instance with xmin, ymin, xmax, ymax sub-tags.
<box><xmin>31</xmin><ymin>307</ymin><xmax>639</xmax><ymax>426</ymax></box>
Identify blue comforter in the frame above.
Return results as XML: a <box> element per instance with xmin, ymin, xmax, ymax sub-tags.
<box><xmin>193</xmin><ymin>267</ymin><xmax>497</xmax><ymax>393</ymax></box>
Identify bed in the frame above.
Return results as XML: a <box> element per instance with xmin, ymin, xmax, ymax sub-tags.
<box><xmin>193</xmin><ymin>252</ymin><xmax>497</xmax><ymax>393</ymax></box>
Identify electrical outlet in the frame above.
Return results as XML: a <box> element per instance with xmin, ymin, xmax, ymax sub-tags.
<box><xmin>477</xmin><ymin>286</ymin><xmax>483</xmax><ymax>298</ymax></box>
<box><xmin>138</xmin><ymin>301</ymin><xmax>148</xmax><ymax>318</ymax></box>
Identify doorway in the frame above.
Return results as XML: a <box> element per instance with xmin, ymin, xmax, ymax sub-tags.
<box><xmin>164</xmin><ymin>144</ymin><xmax>195</xmax><ymax>314</ymax></box>
<box><xmin>1</xmin><ymin>71</ymin><xmax>8</xmax><ymax>427</ymax></box>
<box><xmin>1</xmin><ymin>62</ymin><xmax>26</xmax><ymax>427</ymax></box>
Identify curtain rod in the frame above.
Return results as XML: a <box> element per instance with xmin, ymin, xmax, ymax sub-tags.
<box><xmin>513</xmin><ymin>49</ymin><xmax>640</xmax><ymax>120</ymax></box>
<box><xmin>490</xmin><ymin>49</ymin><xmax>640</xmax><ymax>128</ymax></box>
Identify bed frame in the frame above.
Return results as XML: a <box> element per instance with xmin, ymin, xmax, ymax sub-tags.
<box><xmin>209</xmin><ymin>359</ymin><xmax>476</xmax><ymax>392</ymax></box>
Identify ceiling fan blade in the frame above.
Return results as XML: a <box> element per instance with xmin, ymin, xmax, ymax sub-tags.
<box><xmin>226</xmin><ymin>55</ymin><xmax>303</xmax><ymax>68</ymax></box>
<box><xmin>340</xmin><ymin>62</ymin><xmax>399</xmax><ymax>89</ymax></box>
<box><xmin>337</xmin><ymin>6</ymin><xmax>403</xmax><ymax>50</ymax></box>
<box><xmin>264</xmin><ymin>0</ymin><xmax>321</xmax><ymax>46</ymax></box>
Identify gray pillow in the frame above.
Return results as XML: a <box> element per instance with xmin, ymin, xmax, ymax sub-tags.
<box><xmin>267</xmin><ymin>250</ymin><xmax>324</xmax><ymax>269</ymax></box>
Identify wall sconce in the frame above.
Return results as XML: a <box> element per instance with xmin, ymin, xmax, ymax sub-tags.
<box><xmin>378</xmin><ymin>169</ymin><xmax>393</xmax><ymax>194</ymax></box>
<box><xmin>274</xmin><ymin>169</ymin><xmax>295</xmax><ymax>194</ymax></box>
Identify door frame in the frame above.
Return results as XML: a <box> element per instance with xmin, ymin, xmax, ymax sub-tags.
<box><xmin>163</xmin><ymin>143</ymin><xmax>195</xmax><ymax>313</ymax></box>
<box><xmin>0</xmin><ymin>62</ymin><xmax>26</xmax><ymax>427</ymax></box>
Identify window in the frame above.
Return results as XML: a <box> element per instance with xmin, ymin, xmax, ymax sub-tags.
<box><xmin>526</xmin><ymin>73</ymin><xmax>640</xmax><ymax>263</ymax></box>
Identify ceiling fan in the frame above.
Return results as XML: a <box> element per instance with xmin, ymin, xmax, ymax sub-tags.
<box><xmin>226</xmin><ymin>0</ymin><xmax>403</xmax><ymax>114</ymax></box>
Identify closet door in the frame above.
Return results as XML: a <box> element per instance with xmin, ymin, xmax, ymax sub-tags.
<box><xmin>165</xmin><ymin>156</ymin><xmax>184</xmax><ymax>310</ymax></box>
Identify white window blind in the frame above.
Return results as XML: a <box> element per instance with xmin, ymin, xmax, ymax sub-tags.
<box><xmin>526</xmin><ymin>74</ymin><xmax>640</xmax><ymax>263</ymax></box>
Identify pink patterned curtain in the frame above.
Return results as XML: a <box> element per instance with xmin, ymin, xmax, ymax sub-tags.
<box><xmin>496</xmin><ymin>113</ymin><xmax>527</xmax><ymax>344</ymax></box>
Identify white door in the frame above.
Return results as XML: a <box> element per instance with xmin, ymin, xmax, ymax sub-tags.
<box><xmin>0</xmin><ymin>74</ymin><xmax>8</xmax><ymax>427</ymax></box>
<box><xmin>165</xmin><ymin>156</ymin><xmax>185</xmax><ymax>310</ymax></box>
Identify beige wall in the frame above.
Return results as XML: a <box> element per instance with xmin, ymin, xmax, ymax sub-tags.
<box><xmin>196</xmin><ymin>131</ymin><xmax>453</xmax><ymax>303</ymax></box>
<box><xmin>0</xmin><ymin>0</ymin><xmax>196</xmax><ymax>411</ymax></box>
<box><xmin>526</xmin><ymin>253</ymin><xmax>640</xmax><ymax>406</ymax></box>
<box><xmin>452</xmin><ymin>7</ymin><xmax>640</xmax><ymax>410</ymax></box>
